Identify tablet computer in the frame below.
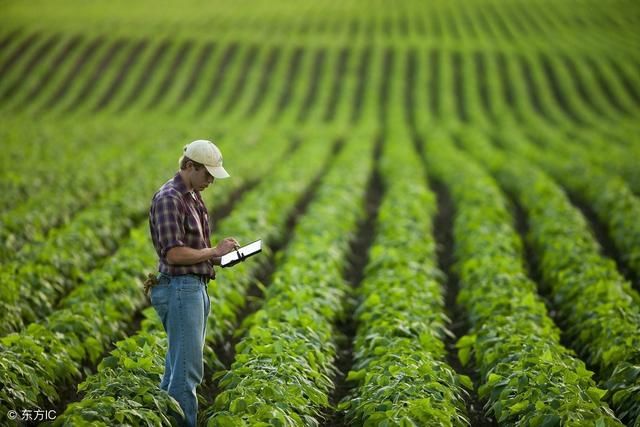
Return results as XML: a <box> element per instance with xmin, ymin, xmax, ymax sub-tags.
<box><xmin>220</xmin><ymin>239</ymin><xmax>262</xmax><ymax>268</ymax></box>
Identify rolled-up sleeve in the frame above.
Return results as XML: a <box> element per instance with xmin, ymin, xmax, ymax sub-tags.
<box><xmin>153</xmin><ymin>195</ymin><xmax>185</xmax><ymax>258</ymax></box>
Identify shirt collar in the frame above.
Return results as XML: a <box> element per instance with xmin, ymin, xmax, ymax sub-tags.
<box><xmin>172</xmin><ymin>172</ymin><xmax>190</xmax><ymax>195</ymax></box>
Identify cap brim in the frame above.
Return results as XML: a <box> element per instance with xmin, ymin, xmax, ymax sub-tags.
<box><xmin>205</xmin><ymin>164</ymin><xmax>230</xmax><ymax>179</ymax></box>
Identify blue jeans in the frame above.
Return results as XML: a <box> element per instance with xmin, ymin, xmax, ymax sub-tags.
<box><xmin>150</xmin><ymin>273</ymin><xmax>211</xmax><ymax>427</ymax></box>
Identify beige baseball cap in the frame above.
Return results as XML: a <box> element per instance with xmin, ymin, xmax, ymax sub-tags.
<box><xmin>183</xmin><ymin>139</ymin><xmax>230</xmax><ymax>179</ymax></box>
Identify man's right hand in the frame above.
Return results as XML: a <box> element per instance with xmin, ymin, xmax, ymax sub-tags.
<box><xmin>215</xmin><ymin>237</ymin><xmax>240</xmax><ymax>256</ymax></box>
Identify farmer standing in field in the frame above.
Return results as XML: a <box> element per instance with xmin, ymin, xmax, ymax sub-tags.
<box><xmin>146</xmin><ymin>139</ymin><xmax>239</xmax><ymax>427</ymax></box>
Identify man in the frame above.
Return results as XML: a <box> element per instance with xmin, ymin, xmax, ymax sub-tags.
<box><xmin>147</xmin><ymin>139</ymin><xmax>239</xmax><ymax>427</ymax></box>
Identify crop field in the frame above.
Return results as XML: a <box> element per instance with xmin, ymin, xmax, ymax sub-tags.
<box><xmin>0</xmin><ymin>0</ymin><xmax>639</xmax><ymax>425</ymax></box>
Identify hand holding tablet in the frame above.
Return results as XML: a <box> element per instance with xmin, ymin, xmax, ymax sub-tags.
<box><xmin>220</xmin><ymin>239</ymin><xmax>262</xmax><ymax>268</ymax></box>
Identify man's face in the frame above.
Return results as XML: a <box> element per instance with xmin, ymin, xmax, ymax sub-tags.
<box><xmin>188</xmin><ymin>163</ymin><xmax>215</xmax><ymax>192</ymax></box>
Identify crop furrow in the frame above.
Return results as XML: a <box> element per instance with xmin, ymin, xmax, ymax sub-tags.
<box><xmin>403</xmin><ymin>48</ymin><xmax>417</xmax><ymax>130</ymax></box>
<box><xmin>273</xmin><ymin>46</ymin><xmax>304</xmax><ymax>116</ymax></box>
<box><xmin>429</xmin><ymin>175</ymin><xmax>494</xmax><ymax>426</ymax></box>
<box><xmin>495</xmin><ymin>52</ymin><xmax>515</xmax><ymax>112</ymax></box>
<box><xmin>538</xmin><ymin>53</ymin><xmax>585</xmax><ymax>125</ymax></box>
<box><xmin>219</xmin><ymin>44</ymin><xmax>259</xmax><ymax>116</ymax></box>
<box><xmin>426</xmin><ymin>48</ymin><xmax>440</xmax><ymax>121</ymax></box>
<box><xmin>177</xmin><ymin>42</ymin><xmax>215</xmax><ymax>104</ymax></box>
<box><xmin>517</xmin><ymin>54</ymin><xmax>550</xmax><ymax>123</ymax></box>
<box><xmin>196</xmin><ymin>42</ymin><xmax>239</xmax><ymax>113</ymax></box>
<box><xmin>93</xmin><ymin>39</ymin><xmax>148</xmax><ymax>111</ymax></box>
<box><xmin>351</xmin><ymin>46</ymin><xmax>372</xmax><ymax>124</ymax></box>
<box><xmin>474</xmin><ymin>51</ymin><xmax>494</xmax><ymax>122</ymax></box>
<box><xmin>378</xmin><ymin>47</ymin><xmax>393</xmax><ymax>127</ymax></box>
<box><xmin>452</xmin><ymin>51</ymin><xmax>468</xmax><ymax>123</ymax></box>
<box><xmin>244</xmin><ymin>45</ymin><xmax>280</xmax><ymax>116</ymax></box>
<box><xmin>559</xmin><ymin>54</ymin><xmax>608</xmax><ymax>119</ymax></box>
<box><xmin>323</xmin><ymin>47</ymin><xmax>349</xmax><ymax>122</ymax></box>
<box><xmin>146</xmin><ymin>39</ymin><xmax>193</xmax><ymax>109</ymax></box>
<box><xmin>323</xmin><ymin>135</ymin><xmax>383</xmax><ymax>426</ymax></box>
<box><xmin>297</xmin><ymin>47</ymin><xmax>326</xmax><ymax>123</ymax></box>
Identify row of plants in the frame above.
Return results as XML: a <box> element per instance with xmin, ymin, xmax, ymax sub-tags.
<box><xmin>207</xmin><ymin>131</ymin><xmax>373</xmax><ymax>426</ymax></box>
<box><xmin>505</xmin><ymin>123</ymin><xmax>640</xmax><ymax>282</ymax></box>
<box><xmin>54</xmin><ymin>127</ymin><xmax>338</xmax><ymax>425</ymax></box>
<box><xmin>0</xmin><ymin>112</ymin><xmax>148</xmax><ymax>217</ymax></box>
<box><xmin>340</xmin><ymin>124</ymin><xmax>470</xmax><ymax>425</ymax></box>
<box><xmin>459</xmin><ymin>130</ymin><xmax>640</xmax><ymax>426</ymax></box>
<box><xmin>0</xmin><ymin>116</ymin><xmax>160</xmax><ymax>262</ymax></box>
<box><xmin>0</xmin><ymin>228</ymin><xmax>155</xmax><ymax>419</ymax></box>
<box><xmin>0</xmin><ymin>123</ymin><xmax>292</xmax><ymax>419</ymax></box>
<box><xmin>0</xmin><ymin>143</ymin><xmax>168</xmax><ymax>335</ymax></box>
<box><xmin>565</xmin><ymin>126</ymin><xmax>640</xmax><ymax>196</ymax></box>
<box><xmin>424</xmin><ymin>132</ymin><xmax>622</xmax><ymax>425</ymax></box>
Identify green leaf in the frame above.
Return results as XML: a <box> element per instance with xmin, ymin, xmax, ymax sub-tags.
<box><xmin>213</xmin><ymin>414</ymin><xmax>241</xmax><ymax>427</ymax></box>
<box><xmin>509</xmin><ymin>400</ymin><xmax>529</xmax><ymax>415</ymax></box>
<box><xmin>586</xmin><ymin>387</ymin><xmax>607</xmax><ymax>402</ymax></box>
<box><xmin>458</xmin><ymin>375</ymin><xmax>473</xmax><ymax>390</ymax></box>
<box><xmin>230</xmin><ymin>398</ymin><xmax>247</xmax><ymax>414</ymax></box>
<box><xmin>458</xmin><ymin>346</ymin><xmax>471</xmax><ymax>366</ymax></box>
<box><xmin>345</xmin><ymin>370</ymin><xmax>365</xmax><ymax>382</ymax></box>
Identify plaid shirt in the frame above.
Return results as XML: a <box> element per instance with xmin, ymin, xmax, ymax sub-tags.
<box><xmin>149</xmin><ymin>172</ymin><xmax>215</xmax><ymax>279</ymax></box>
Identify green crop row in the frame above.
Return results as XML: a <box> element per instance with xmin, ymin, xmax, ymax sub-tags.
<box><xmin>54</xmin><ymin>127</ymin><xmax>337</xmax><ymax>425</ymax></box>
<box><xmin>425</xmin><ymin>132</ymin><xmax>622</xmax><ymax>425</ymax></box>
<box><xmin>564</xmin><ymin>126</ymin><xmax>640</xmax><ymax>196</ymax></box>
<box><xmin>208</xmin><ymin>131</ymin><xmax>373</xmax><ymax>426</ymax></box>
<box><xmin>0</xmin><ymin>116</ymin><xmax>164</xmax><ymax>262</ymax></box>
<box><xmin>340</xmin><ymin>126</ymin><xmax>470</xmax><ymax>426</ymax></box>
<box><xmin>0</xmin><ymin>228</ymin><xmax>154</xmax><ymax>418</ymax></box>
<box><xmin>507</xmin><ymin>124</ymin><xmax>640</xmax><ymax>282</ymax></box>
<box><xmin>460</xmin><ymin>131</ymin><xmax>640</xmax><ymax>426</ymax></box>
<box><xmin>0</xmin><ymin>113</ymin><xmax>108</xmax><ymax>211</ymax></box>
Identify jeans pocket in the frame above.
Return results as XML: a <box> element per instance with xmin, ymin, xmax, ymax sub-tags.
<box><xmin>179</xmin><ymin>276</ymin><xmax>202</xmax><ymax>293</ymax></box>
<box><xmin>151</xmin><ymin>284</ymin><xmax>170</xmax><ymax>305</ymax></box>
